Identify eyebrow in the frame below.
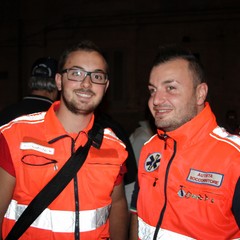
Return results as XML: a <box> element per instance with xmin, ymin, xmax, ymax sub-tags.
<box><xmin>69</xmin><ymin>66</ymin><xmax>106</xmax><ymax>73</ymax></box>
<box><xmin>68</xmin><ymin>66</ymin><xmax>84</xmax><ymax>70</ymax></box>
<box><xmin>148</xmin><ymin>82</ymin><xmax>157</xmax><ymax>88</ymax></box>
<box><xmin>148</xmin><ymin>82</ymin><xmax>156</xmax><ymax>88</ymax></box>
<box><xmin>162</xmin><ymin>79</ymin><xmax>177</xmax><ymax>84</ymax></box>
<box><xmin>149</xmin><ymin>79</ymin><xmax>179</xmax><ymax>86</ymax></box>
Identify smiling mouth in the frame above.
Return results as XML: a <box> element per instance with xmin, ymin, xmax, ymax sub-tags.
<box><xmin>75</xmin><ymin>90</ymin><xmax>94</xmax><ymax>98</ymax></box>
<box><xmin>157</xmin><ymin>109</ymin><xmax>169</xmax><ymax>113</ymax></box>
<box><xmin>76</xmin><ymin>92</ymin><xmax>92</xmax><ymax>98</ymax></box>
<box><xmin>155</xmin><ymin>108</ymin><xmax>172</xmax><ymax>113</ymax></box>
<box><xmin>154</xmin><ymin>108</ymin><xmax>172</xmax><ymax>118</ymax></box>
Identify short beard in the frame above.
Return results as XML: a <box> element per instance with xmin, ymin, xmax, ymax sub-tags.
<box><xmin>62</xmin><ymin>93</ymin><xmax>95</xmax><ymax>115</ymax></box>
<box><xmin>155</xmin><ymin>106</ymin><xmax>198</xmax><ymax>132</ymax></box>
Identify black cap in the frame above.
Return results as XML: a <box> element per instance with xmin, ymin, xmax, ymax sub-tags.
<box><xmin>31</xmin><ymin>57</ymin><xmax>58</xmax><ymax>78</ymax></box>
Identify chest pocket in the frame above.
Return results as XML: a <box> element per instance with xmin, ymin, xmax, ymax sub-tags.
<box><xmin>21</xmin><ymin>154</ymin><xmax>57</xmax><ymax>167</ymax></box>
<box><xmin>17</xmin><ymin>149</ymin><xmax>59</xmax><ymax>198</ymax></box>
<box><xmin>79</xmin><ymin>147</ymin><xmax>122</xmax><ymax>200</ymax></box>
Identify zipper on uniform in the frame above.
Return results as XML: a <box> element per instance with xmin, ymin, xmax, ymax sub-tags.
<box><xmin>153</xmin><ymin>138</ymin><xmax>177</xmax><ymax>240</ymax></box>
<box><xmin>153</xmin><ymin>177</ymin><xmax>158</xmax><ymax>187</ymax></box>
<box><xmin>54</xmin><ymin>163</ymin><xmax>58</xmax><ymax>171</ymax></box>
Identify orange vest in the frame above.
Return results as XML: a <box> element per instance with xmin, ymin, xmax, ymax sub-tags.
<box><xmin>137</xmin><ymin>103</ymin><xmax>240</xmax><ymax>239</ymax></box>
<box><xmin>1</xmin><ymin>101</ymin><xmax>127</xmax><ymax>240</ymax></box>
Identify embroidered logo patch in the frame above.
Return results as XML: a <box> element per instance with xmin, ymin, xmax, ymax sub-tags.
<box><xmin>187</xmin><ymin>169</ymin><xmax>223</xmax><ymax>187</ymax></box>
<box><xmin>177</xmin><ymin>185</ymin><xmax>215</xmax><ymax>203</ymax></box>
<box><xmin>145</xmin><ymin>152</ymin><xmax>161</xmax><ymax>172</ymax></box>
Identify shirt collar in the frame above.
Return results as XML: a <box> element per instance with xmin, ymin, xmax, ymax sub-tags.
<box><xmin>44</xmin><ymin>101</ymin><xmax>95</xmax><ymax>142</ymax></box>
<box><xmin>157</xmin><ymin>102</ymin><xmax>217</xmax><ymax>148</ymax></box>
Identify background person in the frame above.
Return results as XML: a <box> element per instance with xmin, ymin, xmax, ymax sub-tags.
<box><xmin>129</xmin><ymin>106</ymin><xmax>155</xmax><ymax>164</ymax></box>
<box><xmin>0</xmin><ymin>57</ymin><xmax>58</xmax><ymax>126</ymax></box>
<box><xmin>0</xmin><ymin>40</ymin><xmax>129</xmax><ymax>240</ymax></box>
<box><xmin>130</xmin><ymin>45</ymin><xmax>240</xmax><ymax>239</ymax></box>
<box><xmin>127</xmin><ymin>107</ymin><xmax>155</xmax><ymax>211</ymax></box>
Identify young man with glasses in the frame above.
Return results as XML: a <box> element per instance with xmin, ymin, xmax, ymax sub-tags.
<box><xmin>0</xmin><ymin>40</ymin><xmax>129</xmax><ymax>240</ymax></box>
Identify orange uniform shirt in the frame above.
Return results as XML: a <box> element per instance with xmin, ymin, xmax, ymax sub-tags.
<box><xmin>0</xmin><ymin>101</ymin><xmax>127</xmax><ymax>239</ymax></box>
<box><xmin>137</xmin><ymin>103</ymin><xmax>240</xmax><ymax>239</ymax></box>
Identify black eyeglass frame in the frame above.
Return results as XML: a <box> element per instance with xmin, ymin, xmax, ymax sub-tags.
<box><xmin>61</xmin><ymin>68</ymin><xmax>108</xmax><ymax>85</ymax></box>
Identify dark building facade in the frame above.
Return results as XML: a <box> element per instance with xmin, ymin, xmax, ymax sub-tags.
<box><xmin>1</xmin><ymin>0</ymin><xmax>240</xmax><ymax>132</ymax></box>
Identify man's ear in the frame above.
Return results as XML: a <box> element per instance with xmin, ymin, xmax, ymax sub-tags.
<box><xmin>55</xmin><ymin>73</ymin><xmax>62</xmax><ymax>91</ymax></box>
<box><xmin>196</xmin><ymin>82</ymin><xmax>208</xmax><ymax>105</ymax></box>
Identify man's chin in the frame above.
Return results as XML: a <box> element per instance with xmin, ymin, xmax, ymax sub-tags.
<box><xmin>155</xmin><ymin>121</ymin><xmax>171</xmax><ymax>132</ymax></box>
<box><xmin>79</xmin><ymin>104</ymin><xmax>98</xmax><ymax>114</ymax></box>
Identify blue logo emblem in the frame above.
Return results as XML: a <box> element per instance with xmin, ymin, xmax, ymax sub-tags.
<box><xmin>145</xmin><ymin>152</ymin><xmax>161</xmax><ymax>172</ymax></box>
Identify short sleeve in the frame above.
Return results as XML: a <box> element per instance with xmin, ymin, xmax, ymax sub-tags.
<box><xmin>114</xmin><ymin>163</ymin><xmax>127</xmax><ymax>186</ymax></box>
<box><xmin>0</xmin><ymin>133</ymin><xmax>15</xmax><ymax>177</ymax></box>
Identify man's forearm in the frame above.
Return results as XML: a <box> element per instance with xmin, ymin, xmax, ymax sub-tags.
<box><xmin>129</xmin><ymin>213</ymin><xmax>138</xmax><ymax>240</ymax></box>
<box><xmin>109</xmin><ymin>199</ymin><xmax>129</xmax><ymax>240</ymax></box>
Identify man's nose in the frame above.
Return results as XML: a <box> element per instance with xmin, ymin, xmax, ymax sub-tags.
<box><xmin>152</xmin><ymin>90</ymin><xmax>166</xmax><ymax>105</ymax></box>
<box><xmin>80</xmin><ymin>73</ymin><xmax>92</xmax><ymax>87</ymax></box>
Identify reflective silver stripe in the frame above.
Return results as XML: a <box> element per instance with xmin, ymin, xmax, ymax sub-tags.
<box><xmin>211</xmin><ymin>127</ymin><xmax>240</xmax><ymax>150</ymax></box>
<box><xmin>138</xmin><ymin>217</ymin><xmax>195</xmax><ymax>240</ymax></box>
<box><xmin>5</xmin><ymin>200</ymin><xmax>110</xmax><ymax>232</ymax></box>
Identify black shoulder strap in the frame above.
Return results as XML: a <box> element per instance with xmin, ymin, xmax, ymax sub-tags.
<box><xmin>5</xmin><ymin>121</ymin><xmax>104</xmax><ymax>240</ymax></box>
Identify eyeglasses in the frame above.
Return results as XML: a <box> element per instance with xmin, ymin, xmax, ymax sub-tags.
<box><xmin>62</xmin><ymin>68</ymin><xmax>108</xmax><ymax>85</ymax></box>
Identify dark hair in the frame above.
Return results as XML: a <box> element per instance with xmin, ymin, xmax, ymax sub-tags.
<box><xmin>152</xmin><ymin>45</ymin><xmax>206</xmax><ymax>86</ymax></box>
<box><xmin>58</xmin><ymin>40</ymin><xmax>108</xmax><ymax>73</ymax></box>
<box><xmin>29</xmin><ymin>57</ymin><xmax>58</xmax><ymax>92</ymax></box>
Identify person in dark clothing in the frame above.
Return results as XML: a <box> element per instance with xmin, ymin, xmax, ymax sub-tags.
<box><xmin>0</xmin><ymin>57</ymin><xmax>58</xmax><ymax>126</ymax></box>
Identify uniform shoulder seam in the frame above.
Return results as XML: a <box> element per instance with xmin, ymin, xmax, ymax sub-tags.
<box><xmin>210</xmin><ymin>126</ymin><xmax>240</xmax><ymax>152</ymax></box>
